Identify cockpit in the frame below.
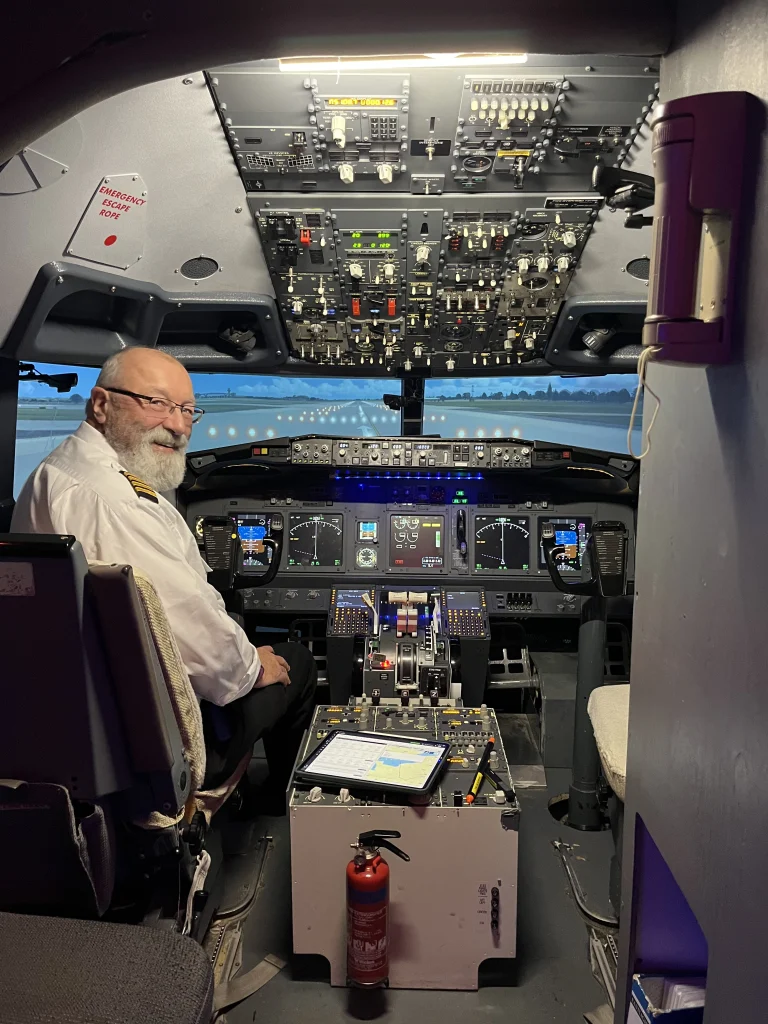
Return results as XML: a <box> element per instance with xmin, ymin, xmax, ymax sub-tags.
<box><xmin>0</xmin><ymin>8</ymin><xmax>762</xmax><ymax>1023</ymax></box>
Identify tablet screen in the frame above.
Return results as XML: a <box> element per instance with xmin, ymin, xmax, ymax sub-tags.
<box><xmin>299</xmin><ymin>731</ymin><xmax>447</xmax><ymax>791</ymax></box>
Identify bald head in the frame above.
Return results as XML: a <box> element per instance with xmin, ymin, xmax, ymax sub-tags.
<box><xmin>95</xmin><ymin>348</ymin><xmax>194</xmax><ymax>399</ymax></box>
<box><xmin>88</xmin><ymin>348</ymin><xmax>196</xmax><ymax>492</ymax></box>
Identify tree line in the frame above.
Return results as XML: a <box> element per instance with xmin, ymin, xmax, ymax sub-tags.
<box><xmin>433</xmin><ymin>384</ymin><xmax>636</xmax><ymax>403</ymax></box>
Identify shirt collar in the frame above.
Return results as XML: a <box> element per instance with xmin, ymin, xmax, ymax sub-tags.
<box><xmin>73</xmin><ymin>420</ymin><xmax>124</xmax><ymax>467</ymax></box>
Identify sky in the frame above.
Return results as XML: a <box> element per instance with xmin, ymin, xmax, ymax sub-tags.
<box><xmin>19</xmin><ymin>364</ymin><xmax>636</xmax><ymax>402</ymax></box>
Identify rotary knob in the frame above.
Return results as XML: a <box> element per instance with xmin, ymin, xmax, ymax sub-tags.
<box><xmin>562</xmin><ymin>230</ymin><xmax>577</xmax><ymax>249</ymax></box>
<box><xmin>415</xmin><ymin>244</ymin><xmax>431</xmax><ymax>264</ymax></box>
<box><xmin>338</xmin><ymin>162</ymin><xmax>355</xmax><ymax>184</ymax></box>
<box><xmin>377</xmin><ymin>163</ymin><xmax>394</xmax><ymax>184</ymax></box>
<box><xmin>349</xmin><ymin>263</ymin><xmax>364</xmax><ymax>280</ymax></box>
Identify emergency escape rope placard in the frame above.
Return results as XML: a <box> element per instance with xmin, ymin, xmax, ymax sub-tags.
<box><xmin>67</xmin><ymin>174</ymin><xmax>147</xmax><ymax>270</ymax></box>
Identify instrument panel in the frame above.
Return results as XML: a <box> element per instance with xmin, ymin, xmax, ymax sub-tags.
<box><xmin>195</xmin><ymin>501</ymin><xmax>631</xmax><ymax>582</ymax></box>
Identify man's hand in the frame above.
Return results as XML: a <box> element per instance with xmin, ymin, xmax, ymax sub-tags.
<box><xmin>256</xmin><ymin>646</ymin><xmax>291</xmax><ymax>688</ymax></box>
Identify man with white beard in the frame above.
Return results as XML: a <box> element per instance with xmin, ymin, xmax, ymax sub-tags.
<box><xmin>12</xmin><ymin>347</ymin><xmax>317</xmax><ymax>801</ymax></box>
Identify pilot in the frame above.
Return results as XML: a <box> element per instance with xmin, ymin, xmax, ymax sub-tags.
<box><xmin>12</xmin><ymin>347</ymin><xmax>317</xmax><ymax>803</ymax></box>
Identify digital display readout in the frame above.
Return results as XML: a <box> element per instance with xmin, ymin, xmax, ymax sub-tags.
<box><xmin>445</xmin><ymin>591</ymin><xmax>483</xmax><ymax>610</ymax></box>
<box><xmin>346</xmin><ymin>231</ymin><xmax>394</xmax><ymax>251</ymax></box>
<box><xmin>335</xmin><ymin>590</ymin><xmax>369</xmax><ymax>608</ymax></box>
<box><xmin>327</xmin><ymin>97</ymin><xmax>398</xmax><ymax>107</ymax></box>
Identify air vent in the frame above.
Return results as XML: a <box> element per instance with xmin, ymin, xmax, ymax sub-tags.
<box><xmin>180</xmin><ymin>256</ymin><xmax>219</xmax><ymax>280</ymax></box>
<box><xmin>626</xmin><ymin>256</ymin><xmax>650</xmax><ymax>281</ymax></box>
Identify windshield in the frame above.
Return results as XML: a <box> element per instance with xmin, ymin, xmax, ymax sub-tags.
<box><xmin>423</xmin><ymin>376</ymin><xmax>641</xmax><ymax>453</ymax></box>
<box><xmin>14</xmin><ymin>366</ymin><xmax>398</xmax><ymax>497</ymax></box>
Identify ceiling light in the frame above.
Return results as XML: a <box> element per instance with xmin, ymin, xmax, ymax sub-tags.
<box><xmin>278</xmin><ymin>53</ymin><xmax>528</xmax><ymax>73</ymax></box>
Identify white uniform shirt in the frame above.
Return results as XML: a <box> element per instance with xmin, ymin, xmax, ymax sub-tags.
<box><xmin>11</xmin><ymin>421</ymin><xmax>262</xmax><ymax>705</ymax></box>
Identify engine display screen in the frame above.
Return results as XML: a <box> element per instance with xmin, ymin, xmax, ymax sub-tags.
<box><xmin>390</xmin><ymin>515</ymin><xmax>444</xmax><ymax>569</ymax></box>
<box><xmin>538</xmin><ymin>517</ymin><xmax>592</xmax><ymax>572</ymax></box>
<box><xmin>235</xmin><ymin>513</ymin><xmax>275</xmax><ymax>572</ymax></box>
<box><xmin>288</xmin><ymin>513</ymin><xmax>344</xmax><ymax>567</ymax></box>
<box><xmin>474</xmin><ymin>516</ymin><xmax>530</xmax><ymax>571</ymax></box>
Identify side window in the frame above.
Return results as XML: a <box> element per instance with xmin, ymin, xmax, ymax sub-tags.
<box><xmin>15</xmin><ymin>363</ymin><xmax>98</xmax><ymax>498</ymax></box>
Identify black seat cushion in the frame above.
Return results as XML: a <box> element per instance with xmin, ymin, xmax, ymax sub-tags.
<box><xmin>0</xmin><ymin>911</ymin><xmax>213</xmax><ymax>1024</ymax></box>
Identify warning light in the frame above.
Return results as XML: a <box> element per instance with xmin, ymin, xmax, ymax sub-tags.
<box><xmin>104</xmin><ymin>235</ymin><xmax>117</xmax><ymax>246</ymax></box>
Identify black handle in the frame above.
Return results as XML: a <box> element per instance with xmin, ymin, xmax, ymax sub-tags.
<box><xmin>456</xmin><ymin>508</ymin><xmax>467</xmax><ymax>557</ymax></box>
<box><xmin>541</xmin><ymin>526</ymin><xmax>596</xmax><ymax>596</ymax></box>
<box><xmin>241</xmin><ymin>528</ymin><xmax>283</xmax><ymax>588</ymax></box>
<box><xmin>358</xmin><ymin>829</ymin><xmax>410</xmax><ymax>862</ymax></box>
<box><xmin>542</xmin><ymin>522</ymin><xmax>628</xmax><ymax>599</ymax></box>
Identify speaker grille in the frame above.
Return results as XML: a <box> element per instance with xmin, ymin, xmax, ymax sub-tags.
<box><xmin>626</xmin><ymin>256</ymin><xmax>650</xmax><ymax>281</ymax></box>
<box><xmin>180</xmin><ymin>256</ymin><xmax>219</xmax><ymax>280</ymax></box>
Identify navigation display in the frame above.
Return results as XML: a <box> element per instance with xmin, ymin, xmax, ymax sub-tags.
<box><xmin>235</xmin><ymin>513</ymin><xmax>275</xmax><ymax>571</ymax></box>
<box><xmin>538</xmin><ymin>517</ymin><xmax>591</xmax><ymax>572</ymax></box>
<box><xmin>389</xmin><ymin>515</ymin><xmax>444</xmax><ymax>569</ymax></box>
<box><xmin>288</xmin><ymin>513</ymin><xmax>344</xmax><ymax>567</ymax></box>
<box><xmin>474</xmin><ymin>515</ymin><xmax>530</xmax><ymax>571</ymax></box>
<box><xmin>297</xmin><ymin>731</ymin><xmax>449</xmax><ymax>792</ymax></box>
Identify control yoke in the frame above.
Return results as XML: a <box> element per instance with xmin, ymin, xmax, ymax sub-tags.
<box><xmin>201</xmin><ymin>514</ymin><xmax>283</xmax><ymax>590</ymax></box>
<box><xmin>249</xmin><ymin>521</ymin><xmax>283</xmax><ymax>588</ymax></box>
<box><xmin>542</xmin><ymin>521</ymin><xmax>628</xmax><ymax>599</ymax></box>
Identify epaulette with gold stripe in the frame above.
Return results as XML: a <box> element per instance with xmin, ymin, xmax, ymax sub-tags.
<box><xmin>120</xmin><ymin>470</ymin><xmax>159</xmax><ymax>503</ymax></box>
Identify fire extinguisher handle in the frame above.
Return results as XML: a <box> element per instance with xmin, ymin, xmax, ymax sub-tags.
<box><xmin>378</xmin><ymin>839</ymin><xmax>411</xmax><ymax>862</ymax></box>
<box><xmin>358</xmin><ymin>830</ymin><xmax>411</xmax><ymax>862</ymax></box>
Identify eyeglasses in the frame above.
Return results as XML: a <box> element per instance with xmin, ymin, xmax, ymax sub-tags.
<box><xmin>104</xmin><ymin>387</ymin><xmax>205</xmax><ymax>423</ymax></box>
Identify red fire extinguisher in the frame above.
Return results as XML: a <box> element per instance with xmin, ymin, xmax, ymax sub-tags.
<box><xmin>346</xmin><ymin>829</ymin><xmax>410</xmax><ymax>988</ymax></box>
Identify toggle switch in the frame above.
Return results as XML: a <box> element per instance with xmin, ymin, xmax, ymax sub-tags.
<box><xmin>331</xmin><ymin>115</ymin><xmax>346</xmax><ymax>148</ymax></box>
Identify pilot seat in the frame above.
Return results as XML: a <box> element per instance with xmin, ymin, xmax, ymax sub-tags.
<box><xmin>0</xmin><ymin>533</ymin><xmax>249</xmax><ymax>929</ymax></box>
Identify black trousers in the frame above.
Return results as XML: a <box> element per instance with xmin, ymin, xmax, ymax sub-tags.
<box><xmin>202</xmin><ymin>642</ymin><xmax>318</xmax><ymax>790</ymax></box>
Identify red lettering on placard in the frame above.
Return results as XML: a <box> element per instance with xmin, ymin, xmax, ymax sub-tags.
<box><xmin>99</xmin><ymin>209</ymin><xmax>120</xmax><ymax>219</ymax></box>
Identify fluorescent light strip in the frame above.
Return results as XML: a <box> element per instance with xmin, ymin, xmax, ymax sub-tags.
<box><xmin>278</xmin><ymin>53</ymin><xmax>528</xmax><ymax>73</ymax></box>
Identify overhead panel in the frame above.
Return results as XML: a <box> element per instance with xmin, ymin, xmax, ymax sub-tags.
<box><xmin>206</xmin><ymin>57</ymin><xmax>658</xmax><ymax>376</ymax></box>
